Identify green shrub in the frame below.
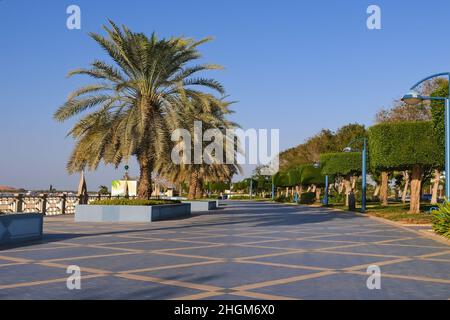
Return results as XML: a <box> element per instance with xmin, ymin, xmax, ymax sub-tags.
<box><xmin>300</xmin><ymin>192</ymin><xmax>316</xmax><ymax>204</ymax></box>
<box><xmin>368</xmin><ymin>121</ymin><xmax>442</xmax><ymax>171</ymax></box>
<box><xmin>432</xmin><ymin>201</ymin><xmax>450</xmax><ymax>239</ymax></box>
<box><xmin>328</xmin><ymin>193</ymin><xmax>345</xmax><ymax>204</ymax></box>
<box><xmin>320</xmin><ymin>152</ymin><xmax>362</xmax><ymax>176</ymax></box>
<box><xmin>90</xmin><ymin>199</ymin><xmax>180</xmax><ymax>206</ymax></box>
<box><xmin>275</xmin><ymin>194</ymin><xmax>292</xmax><ymax>203</ymax></box>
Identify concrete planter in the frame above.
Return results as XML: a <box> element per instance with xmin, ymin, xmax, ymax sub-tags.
<box><xmin>182</xmin><ymin>201</ymin><xmax>217</xmax><ymax>212</ymax></box>
<box><xmin>75</xmin><ymin>203</ymin><xmax>191</xmax><ymax>223</ymax></box>
<box><xmin>0</xmin><ymin>213</ymin><xmax>44</xmax><ymax>245</ymax></box>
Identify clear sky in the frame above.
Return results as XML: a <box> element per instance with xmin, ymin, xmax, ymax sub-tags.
<box><xmin>1</xmin><ymin>0</ymin><xmax>450</xmax><ymax>190</ymax></box>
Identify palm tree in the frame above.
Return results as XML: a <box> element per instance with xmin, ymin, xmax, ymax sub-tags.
<box><xmin>160</xmin><ymin>93</ymin><xmax>241</xmax><ymax>199</ymax></box>
<box><xmin>54</xmin><ymin>21</ymin><xmax>225</xmax><ymax>198</ymax></box>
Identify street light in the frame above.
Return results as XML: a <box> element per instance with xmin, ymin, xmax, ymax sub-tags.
<box><xmin>313</xmin><ymin>162</ymin><xmax>329</xmax><ymax>207</ymax></box>
<box><xmin>402</xmin><ymin>72</ymin><xmax>450</xmax><ymax>199</ymax></box>
<box><xmin>343</xmin><ymin>138</ymin><xmax>367</xmax><ymax>213</ymax></box>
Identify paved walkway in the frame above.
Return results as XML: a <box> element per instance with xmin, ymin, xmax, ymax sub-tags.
<box><xmin>0</xmin><ymin>201</ymin><xmax>449</xmax><ymax>300</ymax></box>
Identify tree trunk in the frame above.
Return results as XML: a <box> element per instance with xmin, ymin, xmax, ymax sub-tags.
<box><xmin>188</xmin><ymin>170</ymin><xmax>199</xmax><ymax>200</ymax></box>
<box><xmin>409</xmin><ymin>165</ymin><xmax>423</xmax><ymax>214</ymax></box>
<box><xmin>137</xmin><ymin>153</ymin><xmax>152</xmax><ymax>199</ymax></box>
<box><xmin>351</xmin><ymin>176</ymin><xmax>357</xmax><ymax>190</ymax></box>
<box><xmin>431</xmin><ymin>169</ymin><xmax>440</xmax><ymax>205</ymax></box>
<box><xmin>379</xmin><ymin>171</ymin><xmax>389</xmax><ymax>206</ymax></box>
<box><xmin>315</xmin><ymin>188</ymin><xmax>321</xmax><ymax>202</ymax></box>
<box><xmin>195</xmin><ymin>177</ymin><xmax>204</xmax><ymax>199</ymax></box>
<box><xmin>373</xmin><ymin>185</ymin><xmax>380</xmax><ymax>198</ymax></box>
<box><xmin>343</xmin><ymin>177</ymin><xmax>352</xmax><ymax>206</ymax></box>
<box><xmin>402</xmin><ymin>171</ymin><xmax>409</xmax><ymax>204</ymax></box>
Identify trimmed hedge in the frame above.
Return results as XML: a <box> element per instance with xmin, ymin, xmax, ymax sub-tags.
<box><xmin>320</xmin><ymin>152</ymin><xmax>362</xmax><ymax>176</ymax></box>
<box><xmin>300</xmin><ymin>192</ymin><xmax>316</xmax><ymax>204</ymax></box>
<box><xmin>300</xmin><ymin>165</ymin><xmax>326</xmax><ymax>186</ymax></box>
<box><xmin>368</xmin><ymin>121</ymin><xmax>442</xmax><ymax>171</ymax></box>
<box><xmin>89</xmin><ymin>199</ymin><xmax>181</xmax><ymax>206</ymax></box>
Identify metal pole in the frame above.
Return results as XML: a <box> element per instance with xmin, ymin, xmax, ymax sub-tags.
<box><xmin>361</xmin><ymin>139</ymin><xmax>367</xmax><ymax>213</ymax></box>
<box><xmin>250</xmin><ymin>178</ymin><xmax>253</xmax><ymax>199</ymax></box>
<box><xmin>324</xmin><ymin>175</ymin><xmax>329</xmax><ymax>206</ymax></box>
<box><xmin>272</xmin><ymin>176</ymin><xmax>275</xmax><ymax>201</ymax></box>
<box><xmin>446</xmin><ymin>98</ymin><xmax>450</xmax><ymax>199</ymax></box>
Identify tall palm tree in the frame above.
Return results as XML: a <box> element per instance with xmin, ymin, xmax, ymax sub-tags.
<box><xmin>160</xmin><ymin>93</ymin><xmax>241</xmax><ymax>199</ymax></box>
<box><xmin>54</xmin><ymin>21</ymin><xmax>225</xmax><ymax>198</ymax></box>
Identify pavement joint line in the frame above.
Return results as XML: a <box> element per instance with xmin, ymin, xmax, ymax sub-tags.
<box><xmin>35</xmin><ymin>261</ymin><xmax>113</xmax><ymax>274</ymax></box>
<box><xmin>345</xmin><ymin>270</ymin><xmax>450</xmax><ymax>284</ymax></box>
<box><xmin>148</xmin><ymin>244</ymin><xmax>226</xmax><ymax>253</ymax></box>
<box><xmin>414</xmin><ymin>249</ymin><xmax>450</xmax><ymax>259</ymax></box>
<box><xmin>148</xmin><ymin>250</ymin><xmax>226</xmax><ymax>261</ymax></box>
<box><xmin>234</xmin><ymin>259</ymin><xmax>333</xmax><ymax>272</ymax></box>
<box><xmin>230</xmin><ymin>291</ymin><xmax>298</xmax><ymax>300</ymax></box>
<box><xmin>317</xmin><ymin>249</ymin><xmax>407</xmax><ymax>259</ymax></box>
<box><xmin>230</xmin><ymin>249</ymin><xmax>306</xmax><ymax>261</ymax></box>
<box><xmin>116</xmin><ymin>273</ymin><xmax>224</xmax><ymax>292</ymax></box>
<box><xmin>41</xmin><ymin>251</ymin><xmax>140</xmax><ymax>263</ymax></box>
<box><xmin>116</xmin><ymin>259</ymin><xmax>224</xmax><ymax>274</ymax></box>
<box><xmin>341</xmin><ymin>257</ymin><xmax>413</xmax><ymax>272</ymax></box>
<box><xmin>230</xmin><ymin>270</ymin><xmax>338</xmax><ymax>291</ymax></box>
<box><xmin>171</xmin><ymin>291</ymin><xmax>226</xmax><ymax>300</ymax></box>
<box><xmin>0</xmin><ymin>274</ymin><xmax>108</xmax><ymax>290</ymax></box>
<box><xmin>0</xmin><ymin>255</ymin><xmax>33</xmax><ymax>264</ymax></box>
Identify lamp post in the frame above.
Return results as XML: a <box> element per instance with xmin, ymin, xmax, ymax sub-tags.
<box><xmin>343</xmin><ymin>137</ymin><xmax>367</xmax><ymax>213</ymax></box>
<box><xmin>313</xmin><ymin>162</ymin><xmax>329</xmax><ymax>207</ymax></box>
<box><xmin>272</xmin><ymin>175</ymin><xmax>275</xmax><ymax>201</ymax></box>
<box><xmin>402</xmin><ymin>72</ymin><xmax>450</xmax><ymax>199</ymax></box>
<box><xmin>249</xmin><ymin>177</ymin><xmax>253</xmax><ymax>200</ymax></box>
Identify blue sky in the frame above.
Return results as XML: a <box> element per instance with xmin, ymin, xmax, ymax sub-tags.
<box><xmin>1</xmin><ymin>0</ymin><xmax>450</xmax><ymax>190</ymax></box>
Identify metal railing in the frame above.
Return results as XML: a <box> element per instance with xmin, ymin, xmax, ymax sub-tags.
<box><xmin>0</xmin><ymin>194</ymin><xmax>137</xmax><ymax>216</ymax></box>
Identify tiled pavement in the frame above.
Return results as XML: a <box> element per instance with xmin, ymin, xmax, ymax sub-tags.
<box><xmin>0</xmin><ymin>201</ymin><xmax>449</xmax><ymax>300</ymax></box>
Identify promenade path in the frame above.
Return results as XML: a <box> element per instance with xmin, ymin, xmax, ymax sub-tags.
<box><xmin>0</xmin><ymin>201</ymin><xmax>449</xmax><ymax>299</ymax></box>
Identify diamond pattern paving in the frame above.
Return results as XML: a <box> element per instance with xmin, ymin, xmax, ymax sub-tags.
<box><xmin>0</xmin><ymin>201</ymin><xmax>449</xmax><ymax>300</ymax></box>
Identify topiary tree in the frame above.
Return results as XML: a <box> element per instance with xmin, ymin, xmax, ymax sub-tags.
<box><xmin>320</xmin><ymin>152</ymin><xmax>362</xmax><ymax>205</ymax></box>
<box><xmin>368</xmin><ymin>121</ymin><xmax>442</xmax><ymax>213</ymax></box>
<box><xmin>300</xmin><ymin>164</ymin><xmax>326</xmax><ymax>202</ymax></box>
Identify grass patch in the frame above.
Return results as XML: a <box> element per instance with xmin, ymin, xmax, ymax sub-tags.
<box><xmin>90</xmin><ymin>199</ymin><xmax>181</xmax><ymax>206</ymax></box>
<box><xmin>329</xmin><ymin>202</ymin><xmax>434</xmax><ymax>224</ymax></box>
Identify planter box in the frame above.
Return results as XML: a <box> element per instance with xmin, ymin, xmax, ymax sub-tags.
<box><xmin>75</xmin><ymin>204</ymin><xmax>191</xmax><ymax>223</ymax></box>
<box><xmin>182</xmin><ymin>201</ymin><xmax>217</xmax><ymax>212</ymax></box>
<box><xmin>0</xmin><ymin>213</ymin><xmax>44</xmax><ymax>245</ymax></box>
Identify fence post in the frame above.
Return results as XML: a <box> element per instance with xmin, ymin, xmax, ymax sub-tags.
<box><xmin>61</xmin><ymin>194</ymin><xmax>67</xmax><ymax>215</ymax></box>
<box><xmin>17</xmin><ymin>194</ymin><xmax>23</xmax><ymax>213</ymax></box>
<box><xmin>42</xmin><ymin>194</ymin><xmax>47</xmax><ymax>215</ymax></box>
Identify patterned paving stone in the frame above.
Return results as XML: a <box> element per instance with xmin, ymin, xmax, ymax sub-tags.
<box><xmin>325</xmin><ymin>243</ymin><xmax>447</xmax><ymax>257</ymax></box>
<box><xmin>250</xmin><ymin>273</ymin><xmax>450</xmax><ymax>300</ymax></box>
<box><xmin>134</xmin><ymin>262</ymin><xmax>319</xmax><ymax>288</ymax></box>
<box><xmin>0</xmin><ymin>264</ymin><xmax>95</xmax><ymax>286</ymax></box>
<box><xmin>0</xmin><ymin>275</ymin><xmax>202</xmax><ymax>300</ymax></box>
<box><xmin>0</xmin><ymin>246</ymin><xmax>128</xmax><ymax>261</ymax></box>
<box><xmin>0</xmin><ymin>201</ymin><xmax>449</xmax><ymax>299</ymax></box>
<box><xmin>244</xmin><ymin>251</ymin><xmax>396</xmax><ymax>269</ymax></box>
<box><xmin>52</xmin><ymin>251</ymin><xmax>215</xmax><ymax>272</ymax></box>
<box><xmin>371</xmin><ymin>259</ymin><xmax>450</xmax><ymax>281</ymax></box>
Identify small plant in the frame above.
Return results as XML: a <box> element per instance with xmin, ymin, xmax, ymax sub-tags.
<box><xmin>432</xmin><ymin>200</ymin><xmax>450</xmax><ymax>239</ymax></box>
<box><xmin>90</xmin><ymin>199</ymin><xmax>180</xmax><ymax>206</ymax></box>
<box><xmin>299</xmin><ymin>192</ymin><xmax>316</xmax><ymax>204</ymax></box>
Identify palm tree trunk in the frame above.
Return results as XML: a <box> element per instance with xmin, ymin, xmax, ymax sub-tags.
<box><xmin>137</xmin><ymin>152</ymin><xmax>153</xmax><ymax>199</ymax></box>
<box><xmin>379</xmin><ymin>171</ymin><xmax>389</xmax><ymax>206</ymax></box>
<box><xmin>431</xmin><ymin>169</ymin><xmax>440</xmax><ymax>205</ymax></box>
<box><xmin>409</xmin><ymin>165</ymin><xmax>423</xmax><ymax>214</ymax></box>
<box><xmin>188</xmin><ymin>170</ymin><xmax>199</xmax><ymax>200</ymax></box>
<box><xmin>195</xmin><ymin>177</ymin><xmax>203</xmax><ymax>199</ymax></box>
